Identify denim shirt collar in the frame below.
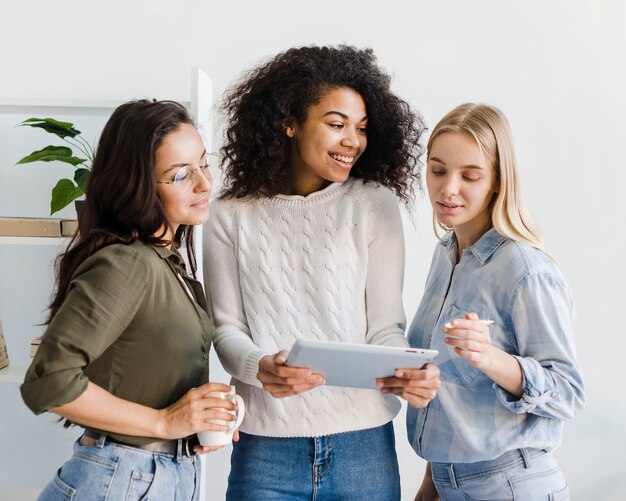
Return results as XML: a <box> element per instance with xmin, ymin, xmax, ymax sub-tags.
<box><xmin>439</xmin><ymin>227</ymin><xmax>507</xmax><ymax>265</ymax></box>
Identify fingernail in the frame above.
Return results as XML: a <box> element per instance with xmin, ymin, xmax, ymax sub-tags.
<box><xmin>395</xmin><ymin>370</ymin><xmax>404</xmax><ymax>377</ymax></box>
<box><xmin>376</xmin><ymin>380</ymin><xmax>383</xmax><ymax>387</ymax></box>
<box><xmin>381</xmin><ymin>388</ymin><xmax>389</xmax><ymax>393</ymax></box>
<box><xmin>444</xmin><ymin>322</ymin><xmax>452</xmax><ymax>329</ymax></box>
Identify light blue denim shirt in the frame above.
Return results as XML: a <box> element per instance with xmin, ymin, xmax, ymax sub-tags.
<box><xmin>406</xmin><ymin>228</ymin><xmax>585</xmax><ymax>463</ymax></box>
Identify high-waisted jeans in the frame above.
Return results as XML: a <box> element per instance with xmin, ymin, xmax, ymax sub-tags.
<box><xmin>430</xmin><ymin>448</ymin><xmax>569</xmax><ymax>500</ymax></box>
<box><xmin>38</xmin><ymin>434</ymin><xmax>201</xmax><ymax>501</ymax></box>
<box><xmin>227</xmin><ymin>421</ymin><xmax>400</xmax><ymax>501</ymax></box>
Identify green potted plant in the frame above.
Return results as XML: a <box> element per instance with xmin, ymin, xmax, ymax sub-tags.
<box><xmin>17</xmin><ymin>117</ymin><xmax>94</xmax><ymax>215</ymax></box>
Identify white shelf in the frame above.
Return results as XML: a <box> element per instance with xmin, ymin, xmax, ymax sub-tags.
<box><xmin>0</xmin><ymin>97</ymin><xmax>121</xmax><ymax>109</ymax></box>
<box><xmin>0</xmin><ymin>364</ymin><xmax>27</xmax><ymax>383</ymax></box>
<box><xmin>0</xmin><ymin>68</ymin><xmax>212</xmax><ymax>500</ymax></box>
<box><xmin>0</xmin><ymin>97</ymin><xmax>191</xmax><ymax>110</ymax></box>
<box><xmin>0</xmin><ymin>236</ymin><xmax>70</xmax><ymax>245</ymax></box>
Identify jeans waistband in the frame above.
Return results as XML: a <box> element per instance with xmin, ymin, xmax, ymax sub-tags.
<box><xmin>82</xmin><ymin>428</ymin><xmax>198</xmax><ymax>458</ymax></box>
<box><xmin>431</xmin><ymin>448</ymin><xmax>547</xmax><ymax>486</ymax></box>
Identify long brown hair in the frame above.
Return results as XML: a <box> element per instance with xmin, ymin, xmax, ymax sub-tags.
<box><xmin>47</xmin><ymin>100</ymin><xmax>196</xmax><ymax>322</ymax></box>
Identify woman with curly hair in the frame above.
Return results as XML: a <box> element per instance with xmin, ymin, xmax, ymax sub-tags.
<box><xmin>203</xmin><ymin>45</ymin><xmax>440</xmax><ymax>500</ymax></box>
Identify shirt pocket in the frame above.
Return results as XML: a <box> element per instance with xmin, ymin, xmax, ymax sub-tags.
<box><xmin>438</xmin><ymin>304</ymin><xmax>483</xmax><ymax>386</ymax></box>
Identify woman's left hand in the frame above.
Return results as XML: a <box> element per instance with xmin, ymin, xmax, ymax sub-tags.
<box><xmin>193</xmin><ymin>430</ymin><xmax>239</xmax><ymax>455</ymax></box>
<box><xmin>192</xmin><ymin>444</ymin><xmax>225</xmax><ymax>455</ymax></box>
<box><xmin>376</xmin><ymin>363</ymin><xmax>440</xmax><ymax>408</ymax></box>
<box><xmin>443</xmin><ymin>312</ymin><xmax>494</xmax><ymax>371</ymax></box>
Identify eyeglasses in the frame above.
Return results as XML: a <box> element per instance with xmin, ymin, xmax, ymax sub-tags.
<box><xmin>156</xmin><ymin>163</ymin><xmax>212</xmax><ymax>192</ymax></box>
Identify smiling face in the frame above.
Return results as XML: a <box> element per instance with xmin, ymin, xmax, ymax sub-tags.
<box><xmin>427</xmin><ymin>131</ymin><xmax>498</xmax><ymax>249</ymax></box>
<box><xmin>155</xmin><ymin>123</ymin><xmax>212</xmax><ymax>240</ymax></box>
<box><xmin>287</xmin><ymin>87</ymin><xmax>368</xmax><ymax>196</ymax></box>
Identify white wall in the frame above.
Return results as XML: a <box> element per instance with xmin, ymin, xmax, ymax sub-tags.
<box><xmin>1</xmin><ymin>1</ymin><xmax>624</xmax><ymax>499</ymax></box>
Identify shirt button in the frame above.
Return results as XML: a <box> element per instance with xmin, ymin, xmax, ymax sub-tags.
<box><xmin>550</xmin><ymin>391</ymin><xmax>557</xmax><ymax>398</ymax></box>
<box><xmin>203</xmin><ymin>352</ymin><xmax>208</xmax><ymax>360</ymax></box>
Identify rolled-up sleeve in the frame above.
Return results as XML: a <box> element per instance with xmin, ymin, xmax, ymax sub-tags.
<box><xmin>495</xmin><ymin>272</ymin><xmax>585</xmax><ymax>420</ymax></box>
<box><xmin>21</xmin><ymin>245</ymin><xmax>148</xmax><ymax>414</ymax></box>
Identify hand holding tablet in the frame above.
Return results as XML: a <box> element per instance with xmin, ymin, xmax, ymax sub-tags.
<box><xmin>257</xmin><ymin>350</ymin><xmax>325</xmax><ymax>398</ymax></box>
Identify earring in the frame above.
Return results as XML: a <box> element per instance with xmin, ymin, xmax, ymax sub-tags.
<box><xmin>286</xmin><ymin>127</ymin><xmax>294</xmax><ymax>138</ymax></box>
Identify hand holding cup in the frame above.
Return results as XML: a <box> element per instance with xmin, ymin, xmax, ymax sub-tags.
<box><xmin>196</xmin><ymin>385</ymin><xmax>245</xmax><ymax>447</ymax></box>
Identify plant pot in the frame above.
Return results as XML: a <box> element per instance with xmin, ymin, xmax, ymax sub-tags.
<box><xmin>74</xmin><ymin>199</ymin><xmax>87</xmax><ymax>233</ymax></box>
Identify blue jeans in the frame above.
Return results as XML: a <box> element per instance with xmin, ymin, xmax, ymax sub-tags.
<box><xmin>431</xmin><ymin>448</ymin><xmax>570</xmax><ymax>501</ymax></box>
<box><xmin>38</xmin><ymin>435</ymin><xmax>201</xmax><ymax>501</ymax></box>
<box><xmin>227</xmin><ymin>422</ymin><xmax>400</xmax><ymax>500</ymax></box>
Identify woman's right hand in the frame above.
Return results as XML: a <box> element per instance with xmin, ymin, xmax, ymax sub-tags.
<box><xmin>157</xmin><ymin>382</ymin><xmax>237</xmax><ymax>440</ymax></box>
<box><xmin>414</xmin><ymin>463</ymin><xmax>439</xmax><ymax>501</ymax></box>
<box><xmin>257</xmin><ymin>350</ymin><xmax>325</xmax><ymax>398</ymax></box>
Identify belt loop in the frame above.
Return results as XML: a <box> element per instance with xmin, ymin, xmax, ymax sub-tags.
<box><xmin>520</xmin><ymin>448</ymin><xmax>532</xmax><ymax>469</ymax></box>
<box><xmin>96</xmin><ymin>433</ymin><xmax>107</xmax><ymax>449</ymax></box>
<box><xmin>176</xmin><ymin>439</ymin><xmax>184</xmax><ymax>463</ymax></box>
<box><xmin>447</xmin><ymin>464</ymin><xmax>459</xmax><ymax>489</ymax></box>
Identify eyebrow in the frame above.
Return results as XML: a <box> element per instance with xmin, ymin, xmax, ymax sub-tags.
<box><xmin>323</xmin><ymin>111</ymin><xmax>368</xmax><ymax>122</ymax></box>
<box><xmin>428</xmin><ymin>156</ymin><xmax>485</xmax><ymax>170</ymax></box>
<box><xmin>162</xmin><ymin>150</ymin><xmax>207</xmax><ymax>174</ymax></box>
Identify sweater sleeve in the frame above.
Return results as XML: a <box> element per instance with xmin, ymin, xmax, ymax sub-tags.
<box><xmin>203</xmin><ymin>201</ymin><xmax>270</xmax><ymax>386</ymax></box>
<box><xmin>362</xmin><ymin>186</ymin><xmax>408</xmax><ymax>348</ymax></box>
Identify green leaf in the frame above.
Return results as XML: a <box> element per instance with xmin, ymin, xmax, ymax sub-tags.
<box><xmin>17</xmin><ymin>145</ymin><xmax>87</xmax><ymax>166</ymax></box>
<box><xmin>50</xmin><ymin>179</ymin><xmax>83</xmax><ymax>215</ymax></box>
<box><xmin>19</xmin><ymin>117</ymin><xmax>81</xmax><ymax>138</ymax></box>
<box><xmin>74</xmin><ymin>168</ymin><xmax>90</xmax><ymax>192</ymax></box>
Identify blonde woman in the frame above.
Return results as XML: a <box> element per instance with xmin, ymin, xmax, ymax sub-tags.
<box><xmin>380</xmin><ymin>103</ymin><xmax>585</xmax><ymax>500</ymax></box>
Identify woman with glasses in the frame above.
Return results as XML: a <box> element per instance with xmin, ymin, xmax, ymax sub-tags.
<box><xmin>203</xmin><ymin>45</ymin><xmax>441</xmax><ymax>500</ymax></box>
<box><xmin>21</xmin><ymin>99</ymin><xmax>234</xmax><ymax>500</ymax></box>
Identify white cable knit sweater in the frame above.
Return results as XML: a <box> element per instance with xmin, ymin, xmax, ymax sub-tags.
<box><xmin>202</xmin><ymin>178</ymin><xmax>409</xmax><ymax>437</ymax></box>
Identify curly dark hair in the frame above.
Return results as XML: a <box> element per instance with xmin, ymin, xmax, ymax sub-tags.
<box><xmin>219</xmin><ymin>45</ymin><xmax>425</xmax><ymax>204</ymax></box>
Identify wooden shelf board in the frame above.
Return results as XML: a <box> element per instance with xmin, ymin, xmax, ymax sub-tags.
<box><xmin>0</xmin><ymin>236</ymin><xmax>70</xmax><ymax>245</ymax></box>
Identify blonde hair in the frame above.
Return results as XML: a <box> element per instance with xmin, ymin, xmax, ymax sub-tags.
<box><xmin>428</xmin><ymin>103</ymin><xmax>546</xmax><ymax>254</ymax></box>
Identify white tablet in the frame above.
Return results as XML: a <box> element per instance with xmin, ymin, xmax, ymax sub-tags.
<box><xmin>286</xmin><ymin>339</ymin><xmax>438</xmax><ymax>390</ymax></box>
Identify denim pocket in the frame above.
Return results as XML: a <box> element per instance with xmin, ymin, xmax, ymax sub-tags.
<box><xmin>125</xmin><ymin>469</ymin><xmax>156</xmax><ymax>500</ymax></box>
<box><xmin>40</xmin><ymin>468</ymin><xmax>77</xmax><ymax>500</ymax></box>
<box><xmin>507</xmin><ymin>452</ymin><xmax>567</xmax><ymax>500</ymax></box>
<box><xmin>435</xmin><ymin>472</ymin><xmax>514</xmax><ymax>501</ymax></box>
<box><xmin>549</xmin><ymin>483</ymin><xmax>570</xmax><ymax>501</ymax></box>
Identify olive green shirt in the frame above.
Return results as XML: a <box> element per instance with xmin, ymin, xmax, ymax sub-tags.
<box><xmin>21</xmin><ymin>241</ymin><xmax>213</xmax><ymax>445</ymax></box>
